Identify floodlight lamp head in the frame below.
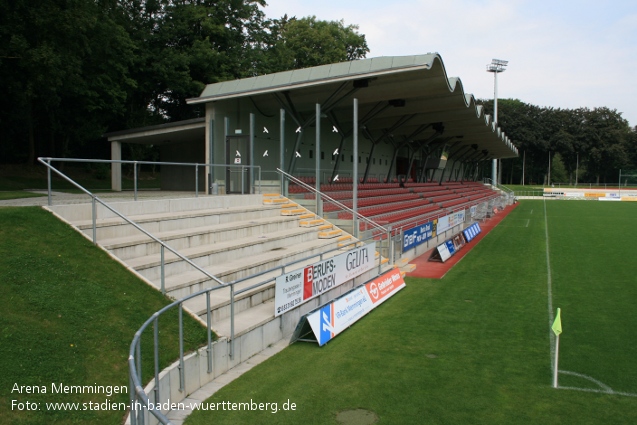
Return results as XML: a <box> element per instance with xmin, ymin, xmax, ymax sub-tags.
<box><xmin>486</xmin><ymin>58</ymin><xmax>508</xmax><ymax>73</ymax></box>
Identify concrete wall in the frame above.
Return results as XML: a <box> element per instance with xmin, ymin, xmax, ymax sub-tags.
<box><xmin>204</xmin><ymin>99</ymin><xmax>461</xmax><ymax>193</ymax></box>
<box><xmin>127</xmin><ymin>265</ymin><xmax>383</xmax><ymax>425</ymax></box>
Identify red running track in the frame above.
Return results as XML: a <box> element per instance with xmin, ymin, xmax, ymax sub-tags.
<box><xmin>406</xmin><ymin>202</ymin><xmax>519</xmax><ymax>279</ymax></box>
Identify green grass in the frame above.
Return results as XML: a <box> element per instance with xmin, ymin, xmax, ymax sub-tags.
<box><xmin>185</xmin><ymin>200</ymin><xmax>637</xmax><ymax>425</ymax></box>
<box><xmin>0</xmin><ymin>192</ymin><xmax>46</xmax><ymax>201</ymax></box>
<box><xmin>0</xmin><ymin>207</ymin><xmax>208</xmax><ymax>425</ymax></box>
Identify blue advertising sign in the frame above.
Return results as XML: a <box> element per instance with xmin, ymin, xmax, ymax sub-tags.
<box><xmin>463</xmin><ymin>223</ymin><xmax>482</xmax><ymax>242</ymax></box>
<box><xmin>402</xmin><ymin>222</ymin><xmax>434</xmax><ymax>251</ymax></box>
<box><xmin>445</xmin><ymin>240</ymin><xmax>456</xmax><ymax>255</ymax></box>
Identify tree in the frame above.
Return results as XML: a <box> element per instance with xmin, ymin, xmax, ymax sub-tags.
<box><xmin>481</xmin><ymin>100</ymin><xmax>635</xmax><ymax>185</ymax></box>
<box><xmin>551</xmin><ymin>153</ymin><xmax>568</xmax><ymax>184</ymax></box>
<box><xmin>264</xmin><ymin>16</ymin><xmax>369</xmax><ymax>72</ymax></box>
<box><xmin>0</xmin><ymin>0</ymin><xmax>136</xmax><ymax>163</ymax></box>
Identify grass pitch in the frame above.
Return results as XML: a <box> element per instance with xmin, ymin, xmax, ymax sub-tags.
<box><xmin>186</xmin><ymin>200</ymin><xmax>637</xmax><ymax>425</ymax></box>
<box><xmin>0</xmin><ymin>207</ymin><xmax>207</xmax><ymax>425</ymax></box>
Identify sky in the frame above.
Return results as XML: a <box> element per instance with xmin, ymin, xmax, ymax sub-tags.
<box><xmin>260</xmin><ymin>0</ymin><xmax>637</xmax><ymax>127</ymax></box>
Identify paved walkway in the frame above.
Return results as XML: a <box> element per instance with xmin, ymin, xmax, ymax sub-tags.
<box><xmin>0</xmin><ymin>190</ymin><xmax>200</xmax><ymax>207</ymax></box>
<box><xmin>407</xmin><ymin>202</ymin><xmax>519</xmax><ymax>279</ymax></box>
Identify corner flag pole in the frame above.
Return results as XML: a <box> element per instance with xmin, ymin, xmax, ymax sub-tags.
<box><xmin>552</xmin><ymin>308</ymin><xmax>562</xmax><ymax>388</ymax></box>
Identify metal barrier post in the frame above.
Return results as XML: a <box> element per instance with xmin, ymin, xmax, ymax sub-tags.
<box><xmin>134</xmin><ymin>161</ymin><xmax>138</xmax><ymax>201</ymax></box>
<box><xmin>135</xmin><ymin>342</ymin><xmax>143</xmax><ymax>424</ymax></box>
<box><xmin>160</xmin><ymin>246</ymin><xmax>165</xmax><ymax>294</ymax></box>
<box><xmin>230</xmin><ymin>284</ymin><xmax>235</xmax><ymax>359</ymax></box>
<box><xmin>47</xmin><ymin>159</ymin><xmax>52</xmax><ymax>206</ymax></box>
<box><xmin>92</xmin><ymin>196</ymin><xmax>97</xmax><ymax>244</ymax></box>
<box><xmin>206</xmin><ymin>291</ymin><xmax>212</xmax><ymax>374</ymax></box>
<box><xmin>153</xmin><ymin>315</ymin><xmax>160</xmax><ymax>407</ymax></box>
<box><xmin>178</xmin><ymin>304</ymin><xmax>185</xmax><ymax>392</ymax></box>
<box><xmin>129</xmin><ymin>374</ymin><xmax>137</xmax><ymax>425</ymax></box>
<box><xmin>195</xmin><ymin>164</ymin><xmax>199</xmax><ymax>198</ymax></box>
<box><xmin>241</xmin><ymin>166</ymin><xmax>245</xmax><ymax>195</ymax></box>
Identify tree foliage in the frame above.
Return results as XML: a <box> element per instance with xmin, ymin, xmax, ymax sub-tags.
<box><xmin>0</xmin><ymin>1</ymin><xmax>369</xmax><ymax>164</ymax></box>
<box><xmin>482</xmin><ymin>99</ymin><xmax>636</xmax><ymax>184</ymax></box>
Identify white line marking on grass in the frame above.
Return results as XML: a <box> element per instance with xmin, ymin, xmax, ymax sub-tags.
<box><xmin>558</xmin><ymin>387</ymin><xmax>637</xmax><ymax>398</ymax></box>
<box><xmin>544</xmin><ymin>200</ymin><xmax>635</xmax><ymax>398</ymax></box>
<box><xmin>559</xmin><ymin>370</ymin><xmax>613</xmax><ymax>392</ymax></box>
<box><xmin>525</xmin><ymin>219</ymin><xmax>530</xmax><ymax>228</ymax></box>
<box><xmin>544</xmin><ymin>199</ymin><xmax>556</xmax><ymax>371</ymax></box>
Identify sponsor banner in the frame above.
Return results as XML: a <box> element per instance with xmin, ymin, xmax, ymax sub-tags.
<box><xmin>463</xmin><ymin>222</ymin><xmax>482</xmax><ymax>242</ymax></box>
<box><xmin>564</xmin><ymin>192</ymin><xmax>585</xmax><ymax>198</ymax></box>
<box><xmin>437</xmin><ymin>216</ymin><xmax>450</xmax><ymax>233</ymax></box>
<box><xmin>274</xmin><ymin>243</ymin><xmax>376</xmax><ymax>316</ymax></box>
<box><xmin>403</xmin><ymin>221</ymin><xmax>434</xmax><ymax>251</ymax></box>
<box><xmin>445</xmin><ymin>240</ymin><xmax>456</xmax><ymax>255</ymax></box>
<box><xmin>438</xmin><ymin>211</ymin><xmax>466</xmax><ymax>233</ymax></box>
<box><xmin>621</xmin><ymin>196</ymin><xmax>637</xmax><ymax>202</ymax></box>
<box><xmin>436</xmin><ymin>242</ymin><xmax>452</xmax><ymax>262</ymax></box>
<box><xmin>307</xmin><ymin>268</ymin><xmax>406</xmax><ymax>346</ymax></box>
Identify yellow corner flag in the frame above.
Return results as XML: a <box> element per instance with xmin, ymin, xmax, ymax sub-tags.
<box><xmin>552</xmin><ymin>308</ymin><xmax>562</xmax><ymax>336</ymax></box>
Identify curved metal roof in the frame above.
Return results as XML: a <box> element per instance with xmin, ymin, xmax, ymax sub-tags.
<box><xmin>188</xmin><ymin>54</ymin><xmax>518</xmax><ymax>159</ymax></box>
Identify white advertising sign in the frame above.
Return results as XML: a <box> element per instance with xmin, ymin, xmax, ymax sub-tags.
<box><xmin>307</xmin><ymin>268</ymin><xmax>406</xmax><ymax>346</ymax></box>
<box><xmin>274</xmin><ymin>243</ymin><xmax>376</xmax><ymax>316</ymax></box>
<box><xmin>437</xmin><ymin>243</ymin><xmax>452</xmax><ymax>262</ymax></box>
<box><xmin>437</xmin><ymin>210</ymin><xmax>466</xmax><ymax>233</ymax></box>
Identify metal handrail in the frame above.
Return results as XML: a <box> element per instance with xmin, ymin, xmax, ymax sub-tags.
<box><xmin>277</xmin><ymin>168</ymin><xmax>387</xmax><ymax>234</ymax></box>
<box><xmin>39</xmin><ymin>157</ymin><xmax>263</xmax><ymax>203</ymax></box>
<box><xmin>38</xmin><ymin>158</ymin><xmax>226</xmax><ymax>290</ymax></box>
<box><xmin>39</xmin><ymin>158</ymin><xmax>386</xmax><ymax>425</ymax></box>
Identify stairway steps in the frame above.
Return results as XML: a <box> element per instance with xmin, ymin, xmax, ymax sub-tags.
<box><xmin>129</xmin><ymin>226</ymin><xmax>318</xmax><ymax>272</ymax></box>
<box><xmin>157</xmin><ymin>238</ymin><xmax>337</xmax><ymax>298</ymax></box>
<box><xmin>101</xmin><ymin>215</ymin><xmax>302</xmax><ymax>260</ymax></box>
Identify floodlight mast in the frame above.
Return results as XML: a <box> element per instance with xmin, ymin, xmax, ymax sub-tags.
<box><xmin>486</xmin><ymin>59</ymin><xmax>508</xmax><ymax>185</ymax></box>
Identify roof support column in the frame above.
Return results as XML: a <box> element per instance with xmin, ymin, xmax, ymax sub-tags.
<box><xmin>315</xmin><ymin>103</ymin><xmax>322</xmax><ymax>215</ymax></box>
<box><xmin>280</xmin><ymin>109</ymin><xmax>286</xmax><ymax>195</ymax></box>
<box><xmin>353</xmin><ymin>98</ymin><xmax>359</xmax><ymax>238</ymax></box>
<box><xmin>250</xmin><ymin>113</ymin><xmax>255</xmax><ymax>193</ymax></box>
<box><xmin>208</xmin><ymin>118</ymin><xmax>215</xmax><ymax>194</ymax></box>
<box><xmin>111</xmin><ymin>141</ymin><xmax>122</xmax><ymax>191</ymax></box>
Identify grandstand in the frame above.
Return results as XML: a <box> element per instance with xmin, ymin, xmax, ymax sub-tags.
<box><xmin>40</xmin><ymin>54</ymin><xmax>520</xmax><ymax>425</ymax></box>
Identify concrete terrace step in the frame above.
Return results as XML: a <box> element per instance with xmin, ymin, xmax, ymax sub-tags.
<box><xmin>100</xmin><ymin>215</ymin><xmax>303</xmax><ymax>260</ymax></box>
<box><xmin>213</xmin><ymin>299</ymin><xmax>275</xmax><ymax>338</ymax></box>
<box><xmin>319</xmin><ymin>228</ymin><xmax>343</xmax><ymax>239</ymax></box>
<box><xmin>182</xmin><ymin>272</ymin><xmax>280</xmax><ymax>323</ymax></box>
<box><xmin>156</xmin><ymin>238</ymin><xmax>338</xmax><ymax>299</ymax></box>
<box><xmin>129</xmin><ymin>227</ymin><xmax>322</xmax><ymax>279</ymax></box>
<box><xmin>74</xmin><ymin>204</ymin><xmax>284</xmax><ymax>240</ymax></box>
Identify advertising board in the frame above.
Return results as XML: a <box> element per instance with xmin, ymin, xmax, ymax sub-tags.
<box><xmin>463</xmin><ymin>223</ymin><xmax>482</xmax><ymax>242</ymax></box>
<box><xmin>306</xmin><ymin>268</ymin><xmax>406</xmax><ymax>346</ymax></box>
<box><xmin>274</xmin><ymin>243</ymin><xmax>376</xmax><ymax>316</ymax></box>
<box><xmin>402</xmin><ymin>221</ymin><xmax>434</xmax><ymax>251</ymax></box>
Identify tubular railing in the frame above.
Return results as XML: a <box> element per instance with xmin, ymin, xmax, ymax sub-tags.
<box><xmin>39</xmin><ymin>158</ymin><xmax>384</xmax><ymax>425</ymax></box>
<box><xmin>39</xmin><ymin>157</ymin><xmax>262</xmax><ymax>205</ymax></box>
<box><xmin>38</xmin><ymin>158</ymin><xmax>226</xmax><ymax>292</ymax></box>
<box><xmin>282</xmin><ymin>170</ymin><xmax>510</xmax><ymax>263</ymax></box>
<box><xmin>277</xmin><ymin>168</ymin><xmax>394</xmax><ymax>263</ymax></box>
